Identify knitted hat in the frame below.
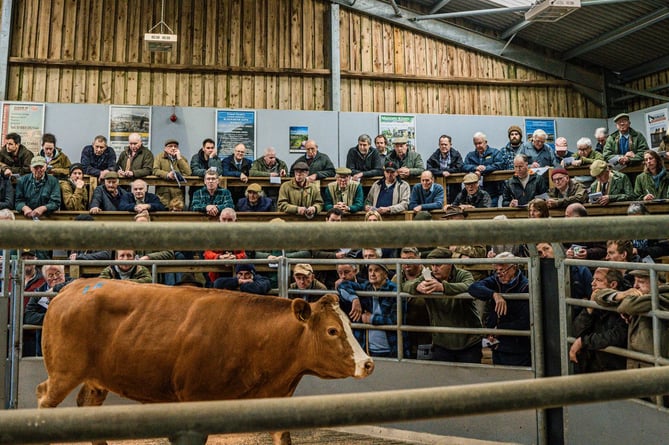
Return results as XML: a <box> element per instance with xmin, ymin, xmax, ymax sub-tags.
<box><xmin>508</xmin><ymin>125</ymin><xmax>522</xmax><ymax>137</ymax></box>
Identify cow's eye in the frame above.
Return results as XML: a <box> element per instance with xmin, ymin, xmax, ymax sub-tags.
<box><xmin>327</xmin><ymin>328</ymin><xmax>338</xmax><ymax>336</ymax></box>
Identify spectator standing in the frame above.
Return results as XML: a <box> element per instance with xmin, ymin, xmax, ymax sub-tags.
<box><xmin>0</xmin><ymin>132</ymin><xmax>33</xmax><ymax>178</ymax></box>
<box><xmin>277</xmin><ymin>161</ymin><xmax>323</xmax><ymax>218</ymax></box>
<box><xmin>603</xmin><ymin>113</ymin><xmax>648</xmax><ymax>167</ymax></box>
<box><xmin>89</xmin><ymin>171</ymin><xmax>128</xmax><ymax>214</ymax></box>
<box><xmin>463</xmin><ymin>132</ymin><xmax>503</xmax><ymax>205</ymax></box>
<box><xmin>289</xmin><ymin>139</ymin><xmax>336</xmax><ymax>181</ymax></box>
<box><xmin>499</xmin><ymin>125</ymin><xmax>525</xmax><ymax>170</ymax></box>
<box><xmin>289</xmin><ymin>263</ymin><xmax>327</xmax><ymax>303</ymax></box>
<box><xmin>119</xmin><ymin>179</ymin><xmax>166</xmax><ymax>213</ymax></box>
<box><xmin>502</xmin><ymin>154</ymin><xmax>548</xmax><ymax>207</ymax></box>
<box><xmin>588</xmin><ymin>160</ymin><xmax>634</xmax><ymax>205</ymax></box>
<box><xmin>59</xmin><ymin>163</ymin><xmax>88</xmax><ymax>211</ymax></box>
<box><xmin>468</xmin><ymin>253</ymin><xmax>531</xmax><ymax>366</ymax></box>
<box><xmin>409</xmin><ymin>170</ymin><xmax>444</xmax><ymax>212</ymax></box>
<box><xmin>374</xmin><ymin>134</ymin><xmax>391</xmax><ymax>163</ymax></box>
<box><xmin>213</xmin><ymin>264</ymin><xmax>272</xmax><ymax>295</ymax></box>
<box><xmin>80</xmin><ymin>135</ymin><xmax>116</xmax><ymax>179</ymax></box>
<box><xmin>386</xmin><ymin>136</ymin><xmax>424</xmax><ymax>180</ymax></box>
<box><xmin>364</xmin><ymin>160</ymin><xmax>410</xmax><ymax>214</ymax></box>
<box><xmin>236</xmin><ymin>183</ymin><xmax>273</xmax><ymax>212</ymax></box>
<box><xmin>15</xmin><ymin>156</ymin><xmax>61</xmax><ymax>219</ymax></box>
<box><xmin>425</xmin><ymin>134</ymin><xmax>464</xmax><ymax>203</ymax></box>
<box><xmin>152</xmin><ymin>139</ymin><xmax>191</xmax><ymax>207</ymax></box>
<box><xmin>117</xmin><ymin>133</ymin><xmax>154</xmax><ymax>179</ymax></box>
<box><xmin>634</xmin><ymin>149</ymin><xmax>669</xmax><ymax>201</ymax></box>
<box><xmin>404</xmin><ymin>247</ymin><xmax>480</xmax><ymax>363</ymax></box>
<box><xmin>569</xmin><ymin>267</ymin><xmax>627</xmax><ymax>373</ymax></box>
<box><xmin>99</xmin><ymin>249</ymin><xmax>153</xmax><ymax>283</ymax></box>
<box><xmin>519</xmin><ymin>129</ymin><xmax>558</xmax><ymax>168</ymax></box>
<box><xmin>39</xmin><ymin>133</ymin><xmax>71</xmax><ymax>179</ymax></box>
<box><xmin>346</xmin><ymin>134</ymin><xmax>383</xmax><ymax>181</ymax></box>
<box><xmin>190</xmin><ymin>168</ymin><xmax>234</xmax><ymax>216</ymax></box>
<box><xmin>323</xmin><ymin>167</ymin><xmax>364</xmax><ymax>213</ymax></box>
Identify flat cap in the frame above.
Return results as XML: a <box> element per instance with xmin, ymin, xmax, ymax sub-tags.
<box><xmin>589</xmin><ymin>159</ymin><xmax>608</xmax><ymax>177</ymax></box>
<box><xmin>613</xmin><ymin>113</ymin><xmax>630</xmax><ymax>122</ymax></box>
<box><xmin>427</xmin><ymin>247</ymin><xmax>453</xmax><ymax>259</ymax></box>
<box><xmin>629</xmin><ymin>269</ymin><xmax>650</xmax><ymax>278</ymax></box>
<box><xmin>103</xmin><ymin>171</ymin><xmax>119</xmax><ymax>179</ymax></box>
<box><xmin>393</xmin><ymin>136</ymin><xmax>408</xmax><ymax>144</ymax></box>
<box><xmin>462</xmin><ymin>173</ymin><xmax>479</xmax><ymax>184</ymax></box>
<box><xmin>164</xmin><ymin>138</ymin><xmax>179</xmax><ymax>146</ymax></box>
<box><xmin>69</xmin><ymin>163</ymin><xmax>84</xmax><ymax>174</ymax></box>
<box><xmin>335</xmin><ymin>167</ymin><xmax>352</xmax><ymax>175</ymax></box>
<box><xmin>246</xmin><ymin>183</ymin><xmax>262</xmax><ymax>193</ymax></box>
<box><xmin>292</xmin><ymin>161</ymin><xmax>310</xmax><ymax>171</ymax></box>
<box><xmin>550</xmin><ymin>168</ymin><xmax>569</xmax><ymax>179</ymax></box>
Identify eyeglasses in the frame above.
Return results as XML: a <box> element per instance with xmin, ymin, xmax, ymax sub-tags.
<box><xmin>129</xmin><ymin>142</ymin><xmax>140</xmax><ymax>145</ymax></box>
<box><xmin>495</xmin><ymin>265</ymin><xmax>515</xmax><ymax>275</ymax></box>
<box><xmin>553</xmin><ymin>176</ymin><xmax>568</xmax><ymax>182</ymax></box>
<box><xmin>46</xmin><ymin>271</ymin><xmax>63</xmax><ymax>279</ymax></box>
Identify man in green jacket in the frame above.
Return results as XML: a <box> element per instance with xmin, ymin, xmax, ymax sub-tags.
<box><xmin>15</xmin><ymin>156</ymin><xmax>61</xmax><ymax>219</ymax></box>
<box><xmin>387</xmin><ymin>136</ymin><xmax>424</xmax><ymax>179</ymax></box>
<box><xmin>603</xmin><ymin>113</ymin><xmax>648</xmax><ymax>167</ymax></box>
<box><xmin>289</xmin><ymin>139</ymin><xmax>335</xmax><ymax>181</ymax></box>
<box><xmin>402</xmin><ymin>247</ymin><xmax>481</xmax><ymax>363</ymax></box>
<box><xmin>277</xmin><ymin>161</ymin><xmax>324</xmax><ymax>218</ymax></box>
<box><xmin>588</xmin><ymin>160</ymin><xmax>634</xmax><ymax>205</ymax></box>
<box><xmin>117</xmin><ymin>133</ymin><xmax>154</xmax><ymax>179</ymax></box>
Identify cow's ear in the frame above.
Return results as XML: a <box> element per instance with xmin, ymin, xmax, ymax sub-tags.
<box><xmin>291</xmin><ymin>298</ymin><xmax>312</xmax><ymax>322</ymax></box>
<box><xmin>319</xmin><ymin>294</ymin><xmax>340</xmax><ymax>306</ymax></box>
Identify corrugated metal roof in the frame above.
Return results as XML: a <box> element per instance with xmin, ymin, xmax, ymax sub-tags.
<box><xmin>401</xmin><ymin>0</ymin><xmax>669</xmax><ymax>80</ymax></box>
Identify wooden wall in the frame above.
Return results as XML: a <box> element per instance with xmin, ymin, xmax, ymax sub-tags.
<box><xmin>5</xmin><ymin>0</ymin><xmax>601</xmax><ymax>117</ymax></box>
<box><xmin>617</xmin><ymin>70</ymin><xmax>669</xmax><ymax>112</ymax></box>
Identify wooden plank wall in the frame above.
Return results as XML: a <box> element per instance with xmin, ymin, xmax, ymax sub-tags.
<box><xmin>618</xmin><ymin>70</ymin><xmax>669</xmax><ymax>112</ymax></box>
<box><xmin>6</xmin><ymin>0</ymin><xmax>601</xmax><ymax>117</ymax></box>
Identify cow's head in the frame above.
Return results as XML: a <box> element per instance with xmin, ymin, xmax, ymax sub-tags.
<box><xmin>291</xmin><ymin>294</ymin><xmax>374</xmax><ymax>379</ymax></box>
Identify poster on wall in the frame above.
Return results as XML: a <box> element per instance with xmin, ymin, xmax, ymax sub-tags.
<box><xmin>525</xmin><ymin>119</ymin><xmax>556</xmax><ymax>145</ymax></box>
<box><xmin>379</xmin><ymin>115</ymin><xmax>416</xmax><ymax>151</ymax></box>
<box><xmin>109</xmin><ymin>105</ymin><xmax>151</xmax><ymax>157</ymax></box>
<box><xmin>289</xmin><ymin>126</ymin><xmax>309</xmax><ymax>153</ymax></box>
<box><xmin>216</xmin><ymin>110</ymin><xmax>256</xmax><ymax>159</ymax></box>
<box><xmin>0</xmin><ymin>102</ymin><xmax>45</xmax><ymax>155</ymax></box>
<box><xmin>645</xmin><ymin>108</ymin><xmax>668</xmax><ymax>150</ymax></box>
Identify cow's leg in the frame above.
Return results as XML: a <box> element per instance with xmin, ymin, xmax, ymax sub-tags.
<box><xmin>76</xmin><ymin>383</ymin><xmax>109</xmax><ymax>407</ymax></box>
<box><xmin>36</xmin><ymin>378</ymin><xmax>80</xmax><ymax>409</ymax></box>
<box><xmin>271</xmin><ymin>431</ymin><xmax>292</xmax><ymax>445</ymax></box>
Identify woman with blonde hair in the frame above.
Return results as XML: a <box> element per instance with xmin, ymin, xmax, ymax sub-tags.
<box><xmin>364</xmin><ymin>209</ymin><xmax>383</xmax><ymax>222</ymax></box>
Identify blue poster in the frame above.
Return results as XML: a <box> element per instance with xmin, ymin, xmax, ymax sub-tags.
<box><xmin>525</xmin><ymin>119</ymin><xmax>556</xmax><ymax>144</ymax></box>
<box><xmin>216</xmin><ymin>110</ymin><xmax>256</xmax><ymax>158</ymax></box>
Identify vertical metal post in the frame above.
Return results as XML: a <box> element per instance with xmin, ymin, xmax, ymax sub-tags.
<box><xmin>330</xmin><ymin>3</ymin><xmax>341</xmax><ymax>112</ymax></box>
<box><xmin>1</xmin><ymin>249</ymin><xmax>10</xmax><ymax>408</ymax></box>
<box><xmin>538</xmin><ymin>256</ymin><xmax>565</xmax><ymax>445</ymax></box>
<box><xmin>0</xmin><ymin>0</ymin><xmax>14</xmax><ymax>100</ymax></box>
<box><xmin>8</xmin><ymin>257</ymin><xmax>23</xmax><ymax>409</ymax></box>
<box><xmin>527</xmin><ymin>250</ymin><xmax>546</xmax><ymax>445</ymax></box>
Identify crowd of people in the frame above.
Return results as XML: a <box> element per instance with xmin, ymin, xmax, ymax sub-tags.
<box><xmin>0</xmin><ymin>112</ymin><xmax>667</xmax><ymax>221</ymax></box>
<box><xmin>3</xmin><ymin>116</ymin><xmax>669</xmax><ymax>386</ymax></box>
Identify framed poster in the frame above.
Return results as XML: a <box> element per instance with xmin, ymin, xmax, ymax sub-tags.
<box><xmin>525</xmin><ymin>119</ymin><xmax>556</xmax><ymax>144</ymax></box>
<box><xmin>0</xmin><ymin>102</ymin><xmax>45</xmax><ymax>155</ymax></box>
<box><xmin>289</xmin><ymin>126</ymin><xmax>309</xmax><ymax>153</ymax></box>
<box><xmin>216</xmin><ymin>110</ymin><xmax>256</xmax><ymax>158</ymax></box>
<box><xmin>109</xmin><ymin>105</ymin><xmax>151</xmax><ymax>157</ymax></box>
<box><xmin>645</xmin><ymin>108</ymin><xmax>668</xmax><ymax>150</ymax></box>
<box><xmin>379</xmin><ymin>114</ymin><xmax>416</xmax><ymax>151</ymax></box>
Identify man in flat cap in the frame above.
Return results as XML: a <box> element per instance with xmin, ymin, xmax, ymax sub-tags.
<box><xmin>386</xmin><ymin>135</ymin><xmax>424</xmax><ymax>179</ymax></box>
<box><xmin>289</xmin><ymin>263</ymin><xmax>327</xmax><ymax>302</ymax></box>
<box><xmin>403</xmin><ymin>247</ymin><xmax>481</xmax><ymax>364</ymax></box>
<box><xmin>588</xmin><ymin>159</ymin><xmax>634</xmax><ymax>205</ymax></box>
<box><xmin>236</xmin><ymin>182</ymin><xmax>273</xmax><ymax>211</ymax></box>
<box><xmin>603</xmin><ymin>113</ymin><xmax>648</xmax><ymax>167</ymax></box>
<box><xmin>450</xmin><ymin>173</ymin><xmax>491</xmax><ymax>209</ymax></box>
<box><xmin>153</xmin><ymin>138</ymin><xmax>191</xmax><ymax>207</ymax></box>
<box><xmin>15</xmin><ymin>156</ymin><xmax>61</xmax><ymax>219</ymax></box>
<box><xmin>89</xmin><ymin>170</ymin><xmax>129</xmax><ymax>214</ymax></box>
<box><xmin>277</xmin><ymin>161</ymin><xmax>323</xmax><ymax>218</ymax></box>
<box><xmin>346</xmin><ymin>134</ymin><xmax>383</xmax><ymax>181</ymax></box>
<box><xmin>323</xmin><ymin>167</ymin><xmax>364</xmax><ymax>213</ymax></box>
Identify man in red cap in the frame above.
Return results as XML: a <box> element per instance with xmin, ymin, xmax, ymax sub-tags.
<box><xmin>547</xmin><ymin>168</ymin><xmax>587</xmax><ymax>209</ymax></box>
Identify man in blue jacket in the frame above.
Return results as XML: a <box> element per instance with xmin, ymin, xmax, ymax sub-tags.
<box><xmin>409</xmin><ymin>170</ymin><xmax>444</xmax><ymax>212</ymax></box>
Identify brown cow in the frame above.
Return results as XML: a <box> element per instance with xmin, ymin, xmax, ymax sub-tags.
<box><xmin>37</xmin><ymin>278</ymin><xmax>374</xmax><ymax>445</ymax></box>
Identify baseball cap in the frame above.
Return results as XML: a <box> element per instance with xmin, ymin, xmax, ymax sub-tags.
<box><xmin>555</xmin><ymin>137</ymin><xmax>568</xmax><ymax>151</ymax></box>
<box><xmin>246</xmin><ymin>183</ymin><xmax>262</xmax><ymax>193</ymax></box>
<box><xmin>30</xmin><ymin>156</ymin><xmax>47</xmax><ymax>167</ymax></box>
<box><xmin>293</xmin><ymin>263</ymin><xmax>314</xmax><ymax>276</ymax></box>
<box><xmin>384</xmin><ymin>160</ymin><xmax>398</xmax><ymax>171</ymax></box>
<box><xmin>21</xmin><ymin>249</ymin><xmax>37</xmax><ymax>257</ymax></box>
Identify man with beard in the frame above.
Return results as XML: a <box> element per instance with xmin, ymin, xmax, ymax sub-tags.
<box><xmin>0</xmin><ymin>132</ymin><xmax>33</xmax><ymax>177</ymax></box>
<box><xmin>499</xmin><ymin>125</ymin><xmax>525</xmax><ymax>170</ymax></box>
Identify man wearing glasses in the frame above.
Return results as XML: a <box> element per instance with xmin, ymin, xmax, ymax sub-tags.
<box><xmin>603</xmin><ymin>113</ymin><xmax>648</xmax><ymax>167</ymax></box>
<box><xmin>15</xmin><ymin>156</ymin><xmax>61</xmax><ymax>219</ymax></box>
<box><xmin>117</xmin><ymin>133</ymin><xmax>154</xmax><ymax>179</ymax></box>
<box><xmin>546</xmin><ymin>168</ymin><xmax>587</xmax><ymax>209</ymax></box>
<box><xmin>468</xmin><ymin>252</ymin><xmax>531</xmax><ymax>366</ymax></box>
